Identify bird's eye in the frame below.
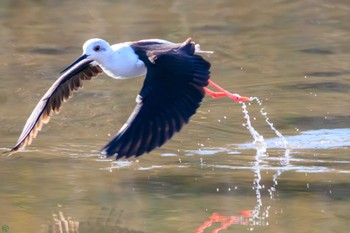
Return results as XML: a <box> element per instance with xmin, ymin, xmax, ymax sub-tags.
<box><xmin>93</xmin><ymin>45</ymin><xmax>101</xmax><ymax>51</ymax></box>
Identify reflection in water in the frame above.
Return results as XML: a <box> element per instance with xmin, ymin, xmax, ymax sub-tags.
<box><xmin>191</xmin><ymin>98</ymin><xmax>292</xmax><ymax>231</ymax></box>
<box><xmin>42</xmin><ymin>206</ymin><xmax>144</xmax><ymax>233</ymax></box>
<box><xmin>196</xmin><ymin>211</ymin><xmax>252</xmax><ymax>233</ymax></box>
<box><xmin>2</xmin><ymin>1</ymin><xmax>350</xmax><ymax>232</ymax></box>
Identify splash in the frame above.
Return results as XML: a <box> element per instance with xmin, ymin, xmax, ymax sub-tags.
<box><xmin>242</xmin><ymin>97</ymin><xmax>289</xmax><ymax>150</ymax></box>
<box><xmin>247</xmin><ymin>97</ymin><xmax>291</xmax><ymax>202</ymax></box>
<box><xmin>240</xmin><ymin>96</ymin><xmax>290</xmax><ymax>225</ymax></box>
<box><xmin>251</xmin><ymin>97</ymin><xmax>289</xmax><ymax>149</ymax></box>
<box><xmin>241</xmin><ymin>102</ymin><xmax>266</xmax><ymax>152</ymax></box>
<box><xmin>241</xmin><ymin>99</ymin><xmax>266</xmax><ymax>219</ymax></box>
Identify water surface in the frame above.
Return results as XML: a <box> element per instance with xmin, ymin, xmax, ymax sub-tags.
<box><xmin>1</xmin><ymin>1</ymin><xmax>350</xmax><ymax>232</ymax></box>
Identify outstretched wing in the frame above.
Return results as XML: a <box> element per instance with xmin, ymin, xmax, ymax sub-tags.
<box><xmin>102</xmin><ymin>38</ymin><xmax>210</xmax><ymax>159</ymax></box>
<box><xmin>10</xmin><ymin>60</ymin><xmax>102</xmax><ymax>153</ymax></box>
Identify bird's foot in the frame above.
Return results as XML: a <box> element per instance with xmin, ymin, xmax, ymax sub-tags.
<box><xmin>205</xmin><ymin>80</ymin><xmax>251</xmax><ymax>103</ymax></box>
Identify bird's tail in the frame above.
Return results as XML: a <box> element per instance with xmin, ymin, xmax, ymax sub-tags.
<box><xmin>195</xmin><ymin>44</ymin><xmax>214</xmax><ymax>54</ymax></box>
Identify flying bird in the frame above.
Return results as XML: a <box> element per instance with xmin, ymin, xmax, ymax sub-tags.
<box><xmin>10</xmin><ymin>38</ymin><xmax>250</xmax><ymax>159</ymax></box>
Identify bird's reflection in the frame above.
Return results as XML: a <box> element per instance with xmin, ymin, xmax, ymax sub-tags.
<box><xmin>195</xmin><ymin>100</ymin><xmax>290</xmax><ymax>232</ymax></box>
<box><xmin>196</xmin><ymin>211</ymin><xmax>252</xmax><ymax>233</ymax></box>
<box><xmin>42</xmin><ymin>206</ymin><xmax>144</xmax><ymax>233</ymax></box>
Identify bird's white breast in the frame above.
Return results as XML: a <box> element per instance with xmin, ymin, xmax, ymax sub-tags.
<box><xmin>100</xmin><ymin>43</ymin><xmax>147</xmax><ymax>79</ymax></box>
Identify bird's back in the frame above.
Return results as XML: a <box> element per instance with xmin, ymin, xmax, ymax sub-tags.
<box><xmin>102</xmin><ymin>38</ymin><xmax>211</xmax><ymax>158</ymax></box>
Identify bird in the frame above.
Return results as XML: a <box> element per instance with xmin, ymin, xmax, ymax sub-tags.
<box><xmin>9</xmin><ymin>38</ymin><xmax>250</xmax><ymax>159</ymax></box>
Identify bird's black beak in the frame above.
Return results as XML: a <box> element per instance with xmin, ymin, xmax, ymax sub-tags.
<box><xmin>60</xmin><ymin>54</ymin><xmax>89</xmax><ymax>74</ymax></box>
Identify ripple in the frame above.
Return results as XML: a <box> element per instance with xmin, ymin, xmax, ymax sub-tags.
<box><xmin>238</xmin><ymin>128</ymin><xmax>350</xmax><ymax>150</ymax></box>
<box><xmin>209</xmin><ymin>164</ymin><xmax>334</xmax><ymax>173</ymax></box>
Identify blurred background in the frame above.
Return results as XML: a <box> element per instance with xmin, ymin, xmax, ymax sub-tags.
<box><xmin>0</xmin><ymin>0</ymin><xmax>349</xmax><ymax>232</ymax></box>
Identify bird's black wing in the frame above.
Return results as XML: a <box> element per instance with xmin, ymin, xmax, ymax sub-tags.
<box><xmin>102</xmin><ymin>38</ymin><xmax>210</xmax><ymax>159</ymax></box>
<box><xmin>10</xmin><ymin>60</ymin><xmax>102</xmax><ymax>153</ymax></box>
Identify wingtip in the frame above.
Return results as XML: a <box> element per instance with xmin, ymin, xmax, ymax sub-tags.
<box><xmin>2</xmin><ymin>146</ymin><xmax>18</xmax><ymax>157</ymax></box>
<box><xmin>181</xmin><ymin>38</ymin><xmax>196</xmax><ymax>54</ymax></box>
<box><xmin>100</xmin><ymin>147</ymin><xmax>136</xmax><ymax>160</ymax></box>
<box><xmin>184</xmin><ymin>37</ymin><xmax>192</xmax><ymax>43</ymax></box>
<box><xmin>100</xmin><ymin>149</ymin><xmax>107</xmax><ymax>156</ymax></box>
<box><xmin>100</xmin><ymin>147</ymin><xmax>115</xmax><ymax>159</ymax></box>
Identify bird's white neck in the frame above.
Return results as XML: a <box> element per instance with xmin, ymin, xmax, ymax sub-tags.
<box><xmin>96</xmin><ymin>43</ymin><xmax>146</xmax><ymax>79</ymax></box>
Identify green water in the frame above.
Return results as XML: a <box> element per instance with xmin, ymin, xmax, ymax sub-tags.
<box><xmin>1</xmin><ymin>1</ymin><xmax>349</xmax><ymax>232</ymax></box>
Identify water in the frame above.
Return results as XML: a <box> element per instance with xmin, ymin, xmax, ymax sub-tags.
<box><xmin>1</xmin><ymin>0</ymin><xmax>350</xmax><ymax>232</ymax></box>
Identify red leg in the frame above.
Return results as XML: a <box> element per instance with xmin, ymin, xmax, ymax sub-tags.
<box><xmin>205</xmin><ymin>79</ymin><xmax>251</xmax><ymax>103</ymax></box>
<box><xmin>204</xmin><ymin>88</ymin><xmax>227</xmax><ymax>98</ymax></box>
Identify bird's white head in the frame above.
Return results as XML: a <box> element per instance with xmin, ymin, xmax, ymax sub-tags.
<box><xmin>61</xmin><ymin>38</ymin><xmax>146</xmax><ymax>79</ymax></box>
<box><xmin>60</xmin><ymin>38</ymin><xmax>113</xmax><ymax>74</ymax></box>
<box><xmin>82</xmin><ymin>38</ymin><xmax>112</xmax><ymax>63</ymax></box>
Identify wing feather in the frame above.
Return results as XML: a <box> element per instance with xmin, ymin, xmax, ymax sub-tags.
<box><xmin>102</xmin><ymin>38</ymin><xmax>210</xmax><ymax>159</ymax></box>
<box><xmin>10</xmin><ymin>61</ymin><xmax>102</xmax><ymax>153</ymax></box>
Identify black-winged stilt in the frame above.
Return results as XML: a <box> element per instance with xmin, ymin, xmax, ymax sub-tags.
<box><xmin>10</xmin><ymin>38</ymin><xmax>250</xmax><ymax>159</ymax></box>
